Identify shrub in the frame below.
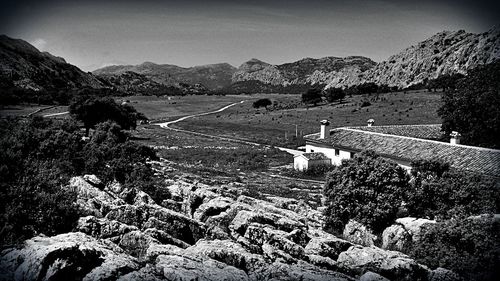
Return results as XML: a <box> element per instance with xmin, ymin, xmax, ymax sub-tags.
<box><xmin>407</xmin><ymin>160</ymin><xmax>499</xmax><ymax>220</ymax></box>
<box><xmin>411</xmin><ymin>215</ymin><xmax>500</xmax><ymax>281</ymax></box>
<box><xmin>323</xmin><ymin>151</ymin><xmax>410</xmax><ymax>233</ymax></box>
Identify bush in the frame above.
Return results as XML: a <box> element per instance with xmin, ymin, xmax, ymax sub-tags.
<box><xmin>411</xmin><ymin>215</ymin><xmax>500</xmax><ymax>281</ymax></box>
<box><xmin>323</xmin><ymin>151</ymin><xmax>410</xmax><ymax>233</ymax></box>
<box><xmin>407</xmin><ymin>160</ymin><xmax>499</xmax><ymax>220</ymax></box>
<box><xmin>253</xmin><ymin>98</ymin><xmax>272</xmax><ymax>109</ymax></box>
<box><xmin>0</xmin><ymin>117</ymin><xmax>163</xmax><ymax>245</ymax></box>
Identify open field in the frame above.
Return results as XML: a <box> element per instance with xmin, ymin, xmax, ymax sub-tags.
<box><xmin>120</xmin><ymin>94</ymin><xmax>257</xmax><ymax>122</ymax></box>
<box><xmin>172</xmin><ymin>90</ymin><xmax>443</xmax><ymax>147</ymax></box>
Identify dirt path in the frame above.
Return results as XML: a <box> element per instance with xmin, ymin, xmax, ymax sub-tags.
<box><xmin>43</xmin><ymin>111</ymin><xmax>69</xmax><ymax>117</ymax></box>
<box><xmin>154</xmin><ymin>101</ymin><xmax>304</xmax><ymax>157</ymax></box>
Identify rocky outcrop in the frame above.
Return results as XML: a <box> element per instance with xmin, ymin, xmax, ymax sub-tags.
<box><xmin>327</xmin><ymin>27</ymin><xmax>500</xmax><ymax>89</ymax></box>
<box><xmin>0</xmin><ymin>232</ymin><xmax>139</xmax><ymax>281</ymax></box>
<box><xmin>1</xmin><ymin>173</ymin><xmax>461</xmax><ymax>281</ymax></box>
<box><xmin>382</xmin><ymin>217</ymin><xmax>436</xmax><ymax>252</ymax></box>
<box><xmin>343</xmin><ymin>220</ymin><xmax>378</xmax><ymax>247</ymax></box>
<box><xmin>338</xmin><ymin>245</ymin><xmax>429</xmax><ymax>281</ymax></box>
<box><xmin>232</xmin><ymin>56</ymin><xmax>376</xmax><ymax>87</ymax></box>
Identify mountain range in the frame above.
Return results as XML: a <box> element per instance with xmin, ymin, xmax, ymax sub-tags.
<box><xmin>1</xmin><ymin>27</ymin><xmax>499</xmax><ymax>95</ymax></box>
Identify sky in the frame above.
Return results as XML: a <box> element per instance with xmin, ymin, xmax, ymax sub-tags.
<box><xmin>1</xmin><ymin>0</ymin><xmax>499</xmax><ymax>71</ymax></box>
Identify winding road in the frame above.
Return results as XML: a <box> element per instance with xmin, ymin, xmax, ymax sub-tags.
<box><xmin>154</xmin><ymin>101</ymin><xmax>303</xmax><ymax>157</ymax></box>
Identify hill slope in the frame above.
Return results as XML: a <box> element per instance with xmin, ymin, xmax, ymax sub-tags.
<box><xmin>0</xmin><ymin>35</ymin><xmax>103</xmax><ymax>91</ymax></box>
<box><xmin>93</xmin><ymin>62</ymin><xmax>237</xmax><ymax>90</ymax></box>
<box><xmin>327</xmin><ymin>27</ymin><xmax>500</xmax><ymax>89</ymax></box>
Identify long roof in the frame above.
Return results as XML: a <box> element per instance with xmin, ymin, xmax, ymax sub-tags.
<box><xmin>305</xmin><ymin>126</ymin><xmax>500</xmax><ymax>178</ymax></box>
<box><xmin>297</xmin><ymin>152</ymin><xmax>330</xmax><ymax>160</ymax></box>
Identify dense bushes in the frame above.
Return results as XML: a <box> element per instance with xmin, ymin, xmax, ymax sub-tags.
<box><xmin>323</xmin><ymin>151</ymin><xmax>411</xmax><ymax>233</ymax></box>
<box><xmin>406</xmin><ymin>160</ymin><xmax>499</xmax><ymax>220</ymax></box>
<box><xmin>0</xmin><ymin>115</ymin><xmax>162</xmax><ymax>245</ymax></box>
<box><xmin>438</xmin><ymin>61</ymin><xmax>500</xmax><ymax>148</ymax></box>
<box><xmin>412</xmin><ymin>215</ymin><xmax>500</xmax><ymax>281</ymax></box>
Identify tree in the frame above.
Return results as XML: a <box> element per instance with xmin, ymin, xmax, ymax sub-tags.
<box><xmin>323</xmin><ymin>151</ymin><xmax>410</xmax><ymax>233</ymax></box>
<box><xmin>411</xmin><ymin>215</ymin><xmax>500</xmax><ymax>281</ymax></box>
<box><xmin>406</xmin><ymin>160</ymin><xmax>499</xmax><ymax>220</ymax></box>
<box><xmin>253</xmin><ymin>98</ymin><xmax>272</xmax><ymax>109</ymax></box>
<box><xmin>69</xmin><ymin>96</ymin><xmax>145</xmax><ymax>135</ymax></box>
<box><xmin>302</xmin><ymin>88</ymin><xmax>323</xmax><ymax>106</ymax></box>
<box><xmin>324</xmin><ymin>87</ymin><xmax>346</xmax><ymax>103</ymax></box>
<box><xmin>437</xmin><ymin>61</ymin><xmax>500</xmax><ymax>148</ymax></box>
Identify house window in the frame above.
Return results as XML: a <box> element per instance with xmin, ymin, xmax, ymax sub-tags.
<box><xmin>350</xmin><ymin>152</ymin><xmax>355</xmax><ymax>158</ymax></box>
<box><xmin>310</xmin><ymin>149</ymin><xmax>314</xmax><ymax>152</ymax></box>
<box><xmin>335</xmin><ymin>149</ymin><xmax>339</xmax><ymax>156</ymax></box>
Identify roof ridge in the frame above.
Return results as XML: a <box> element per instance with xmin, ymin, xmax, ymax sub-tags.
<box><xmin>340</xmin><ymin>127</ymin><xmax>500</xmax><ymax>152</ymax></box>
<box><xmin>346</xmin><ymin>124</ymin><xmax>441</xmax><ymax>129</ymax></box>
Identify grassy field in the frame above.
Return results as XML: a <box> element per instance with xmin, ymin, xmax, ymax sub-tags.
<box><xmin>172</xmin><ymin>90</ymin><xmax>443</xmax><ymax>147</ymax></box>
<box><xmin>120</xmin><ymin>95</ymin><xmax>257</xmax><ymax>122</ymax></box>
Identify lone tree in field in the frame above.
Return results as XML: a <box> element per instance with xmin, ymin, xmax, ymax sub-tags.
<box><xmin>323</xmin><ymin>151</ymin><xmax>410</xmax><ymax>233</ymax></box>
<box><xmin>324</xmin><ymin>87</ymin><xmax>346</xmax><ymax>103</ymax></box>
<box><xmin>253</xmin><ymin>98</ymin><xmax>272</xmax><ymax>109</ymax></box>
<box><xmin>437</xmin><ymin>61</ymin><xmax>500</xmax><ymax>148</ymax></box>
<box><xmin>69</xmin><ymin>97</ymin><xmax>146</xmax><ymax>135</ymax></box>
<box><xmin>302</xmin><ymin>88</ymin><xmax>323</xmax><ymax>106</ymax></box>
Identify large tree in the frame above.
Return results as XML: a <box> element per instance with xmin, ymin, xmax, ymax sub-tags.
<box><xmin>69</xmin><ymin>97</ymin><xmax>146</xmax><ymax>135</ymax></box>
<box><xmin>324</xmin><ymin>87</ymin><xmax>346</xmax><ymax>103</ymax></box>
<box><xmin>302</xmin><ymin>88</ymin><xmax>323</xmax><ymax>106</ymax></box>
<box><xmin>323</xmin><ymin>151</ymin><xmax>410</xmax><ymax>233</ymax></box>
<box><xmin>437</xmin><ymin>61</ymin><xmax>500</xmax><ymax>148</ymax></box>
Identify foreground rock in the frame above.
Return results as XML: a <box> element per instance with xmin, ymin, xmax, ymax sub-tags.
<box><xmin>0</xmin><ymin>232</ymin><xmax>139</xmax><ymax>281</ymax></box>
<box><xmin>1</xmin><ymin>173</ymin><xmax>462</xmax><ymax>281</ymax></box>
<box><xmin>382</xmin><ymin>218</ymin><xmax>436</xmax><ymax>252</ymax></box>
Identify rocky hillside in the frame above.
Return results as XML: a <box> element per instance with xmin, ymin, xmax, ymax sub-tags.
<box><xmin>94</xmin><ymin>62</ymin><xmax>237</xmax><ymax>90</ymax></box>
<box><xmin>0</xmin><ymin>35</ymin><xmax>103</xmax><ymax>91</ymax></box>
<box><xmin>326</xmin><ymin>27</ymin><xmax>500</xmax><ymax>89</ymax></box>
<box><xmin>0</xmin><ymin>161</ymin><xmax>463</xmax><ymax>281</ymax></box>
<box><xmin>232</xmin><ymin>56</ymin><xmax>376</xmax><ymax>87</ymax></box>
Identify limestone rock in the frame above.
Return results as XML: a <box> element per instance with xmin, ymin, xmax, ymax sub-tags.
<box><xmin>0</xmin><ymin>232</ymin><xmax>139</xmax><ymax>281</ymax></box>
<box><xmin>382</xmin><ymin>217</ymin><xmax>436</xmax><ymax>252</ymax></box>
<box><xmin>155</xmin><ymin>254</ymin><xmax>250</xmax><ymax>281</ymax></box>
<box><xmin>428</xmin><ymin>267</ymin><xmax>463</xmax><ymax>281</ymax></box>
<box><xmin>337</xmin><ymin>245</ymin><xmax>429</xmax><ymax>281</ymax></box>
<box><xmin>304</xmin><ymin>234</ymin><xmax>353</xmax><ymax>260</ymax></box>
<box><xmin>259</xmin><ymin>260</ymin><xmax>354</xmax><ymax>281</ymax></box>
<box><xmin>359</xmin><ymin>271</ymin><xmax>391</xmax><ymax>281</ymax></box>
<box><xmin>193</xmin><ymin>196</ymin><xmax>233</xmax><ymax>222</ymax></box>
<box><xmin>76</xmin><ymin>215</ymin><xmax>138</xmax><ymax>240</ymax></box>
<box><xmin>69</xmin><ymin>176</ymin><xmax>125</xmax><ymax>217</ymax></box>
<box><xmin>343</xmin><ymin>220</ymin><xmax>377</xmax><ymax>247</ymax></box>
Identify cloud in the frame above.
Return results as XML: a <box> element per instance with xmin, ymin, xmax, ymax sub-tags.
<box><xmin>30</xmin><ymin>38</ymin><xmax>47</xmax><ymax>50</ymax></box>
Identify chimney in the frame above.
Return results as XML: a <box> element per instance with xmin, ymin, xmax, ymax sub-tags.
<box><xmin>367</xmin><ymin>119</ymin><xmax>375</xmax><ymax>127</ymax></box>
<box><xmin>320</xmin><ymin>120</ymin><xmax>330</xmax><ymax>139</ymax></box>
<box><xmin>450</xmin><ymin>131</ymin><xmax>461</xmax><ymax>145</ymax></box>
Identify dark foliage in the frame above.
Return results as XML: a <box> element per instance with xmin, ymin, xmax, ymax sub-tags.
<box><xmin>437</xmin><ymin>61</ymin><xmax>500</xmax><ymax>148</ymax></box>
<box><xmin>323</xmin><ymin>151</ymin><xmax>410</xmax><ymax>233</ymax></box>
<box><xmin>302</xmin><ymin>88</ymin><xmax>323</xmax><ymax>105</ymax></box>
<box><xmin>253</xmin><ymin>98</ymin><xmax>272</xmax><ymax>109</ymax></box>
<box><xmin>406</xmin><ymin>160</ymin><xmax>499</xmax><ymax>220</ymax></box>
<box><xmin>411</xmin><ymin>215</ymin><xmax>500</xmax><ymax>281</ymax></box>
<box><xmin>0</xmin><ymin>116</ymin><xmax>163</xmax><ymax>245</ymax></box>
<box><xmin>324</xmin><ymin>87</ymin><xmax>346</xmax><ymax>103</ymax></box>
<box><xmin>426</xmin><ymin>73</ymin><xmax>465</xmax><ymax>92</ymax></box>
<box><xmin>69</xmin><ymin>96</ymin><xmax>146</xmax><ymax>135</ymax></box>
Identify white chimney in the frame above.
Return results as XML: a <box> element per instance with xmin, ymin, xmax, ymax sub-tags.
<box><xmin>450</xmin><ymin>131</ymin><xmax>461</xmax><ymax>145</ymax></box>
<box><xmin>320</xmin><ymin>120</ymin><xmax>330</xmax><ymax>139</ymax></box>
<box><xmin>367</xmin><ymin>119</ymin><xmax>375</xmax><ymax>127</ymax></box>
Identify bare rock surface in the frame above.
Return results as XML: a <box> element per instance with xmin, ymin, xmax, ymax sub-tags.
<box><xmin>2</xmin><ymin>173</ymin><xmax>463</xmax><ymax>281</ymax></box>
<box><xmin>342</xmin><ymin>220</ymin><xmax>378</xmax><ymax>247</ymax></box>
<box><xmin>382</xmin><ymin>217</ymin><xmax>436</xmax><ymax>252</ymax></box>
<box><xmin>0</xmin><ymin>232</ymin><xmax>139</xmax><ymax>281</ymax></box>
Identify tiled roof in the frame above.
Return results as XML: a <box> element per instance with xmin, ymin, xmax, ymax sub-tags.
<box><xmin>299</xmin><ymin>152</ymin><xmax>330</xmax><ymax>161</ymax></box>
<box><xmin>348</xmin><ymin>124</ymin><xmax>444</xmax><ymax>140</ymax></box>
<box><xmin>305</xmin><ymin>127</ymin><xmax>500</xmax><ymax>178</ymax></box>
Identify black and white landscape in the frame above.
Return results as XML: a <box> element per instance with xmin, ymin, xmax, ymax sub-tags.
<box><xmin>1</xmin><ymin>1</ymin><xmax>499</xmax><ymax>281</ymax></box>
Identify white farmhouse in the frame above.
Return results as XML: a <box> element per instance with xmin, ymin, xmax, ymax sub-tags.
<box><xmin>299</xmin><ymin>119</ymin><xmax>500</xmax><ymax>179</ymax></box>
<box><xmin>293</xmin><ymin>152</ymin><xmax>331</xmax><ymax>171</ymax></box>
